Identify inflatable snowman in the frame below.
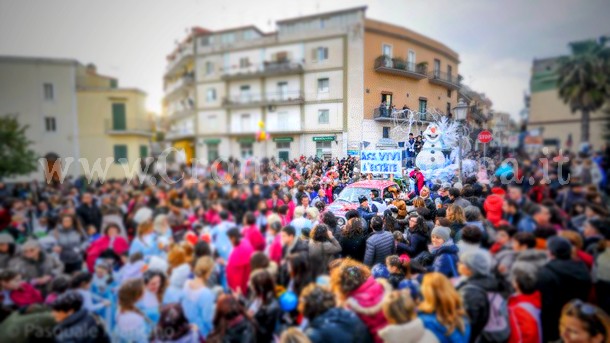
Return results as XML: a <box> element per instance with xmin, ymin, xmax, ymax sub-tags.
<box><xmin>415</xmin><ymin>124</ymin><xmax>446</xmax><ymax>170</ymax></box>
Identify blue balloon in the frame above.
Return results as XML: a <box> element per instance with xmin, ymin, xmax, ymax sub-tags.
<box><xmin>371</xmin><ymin>263</ymin><xmax>389</xmax><ymax>279</ymax></box>
<box><xmin>279</xmin><ymin>291</ymin><xmax>298</xmax><ymax>312</ymax></box>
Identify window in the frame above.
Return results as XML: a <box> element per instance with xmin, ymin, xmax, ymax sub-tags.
<box><xmin>317</xmin><ymin>47</ymin><xmax>329</xmax><ymax>61</ymax></box>
<box><xmin>419</xmin><ymin>99</ymin><xmax>427</xmax><ymax>114</ymax></box>
<box><xmin>317</xmin><ymin>78</ymin><xmax>329</xmax><ymax>93</ymax></box>
<box><xmin>447</xmin><ymin>65</ymin><xmax>453</xmax><ymax>82</ymax></box>
<box><xmin>139</xmin><ymin>145</ymin><xmax>148</xmax><ymax>158</ymax></box>
<box><xmin>208</xmin><ymin>115</ymin><xmax>218</xmax><ymax>128</ymax></box>
<box><xmin>240</xmin><ymin>114</ymin><xmax>251</xmax><ymax>131</ymax></box>
<box><xmin>221</xmin><ymin>33</ymin><xmax>235</xmax><ymax>44</ymax></box>
<box><xmin>207</xmin><ymin>144</ymin><xmax>219</xmax><ymax>163</ymax></box>
<box><xmin>205</xmin><ymin>61</ymin><xmax>214</xmax><ymax>75</ymax></box>
<box><xmin>447</xmin><ymin>89</ymin><xmax>452</xmax><ymax>98</ymax></box>
<box><xmin>275</xmin><ymin>51</ymin><xmax>288</xmax><ymax>62</ymax></box>
<box><xmin>239</xmin><ymin>57</ymin><xmax>250</xmax><ymax>68</ymax></box>
<box><xmin>434</xmin><ymin>59</ymin><xmax>441</xmax><ymax>76</ymax></box>
<box><xmin>112</xmin><ymin>103</ymin><xmax>126</xmax><ymax>130</ymax></box>
<box><xmin>277</xmin><ymin>82</ymin><xmax>288</xmax><ymax>100</ymax></box>
<box><xmin>44</xmin><ymin>117</ymin><xmax>56</xmax><ymax>132</ymax></box>
<box><xmin>206</xmin><ymin>88</ymin><xmax>216</xmax><ymax>102</ymax></box>
<box><xmin>446</xmin><ymin>102</ymin><xmax>451</xmax><ymax>115</ymax></box>
<box><xmin>43</xmin><ymin>83</ymin><xmax>54</xmax><ymax>100</ymax></box>
<box><xmin>277</xmin><ymin>112</ymin><xmax>290</xmax><ymax>130</ymax></box>
<box><xmin>200</xmin><ymin>36</ymin><xmax>214</xmax><ymax>46</ymax></box>
<box><xmin>239</xmin><ymin>85</ymin><xmax>251</xmax><ymax>102</ymax></box>
<box><xmin>114</xmin><ymin>145</ymin><xmax>128</xmax><ymax>164</ymax></box>
<box><xmin>383</xmin><ymin>127</ymin><xmax>390</xmax><ymax>139</ymax></box>
<box><xmin>408</xmin><ymin>50</ymin><xmax>416</xmax><ymax>67</ymax></box>
<box><xmin>318</xmin><ymin>109</ymin><xmax>329</xmax><ymax>124</ymax></box>
<box><xmin>240</xmin><ymin>143</ymin><xmax>253</xmax><ymax>158</ymax></box>
<box><xmin>316</xmin><ymin>141</ymin><xmax>332</xmax><ymax>158</ymax></box>
<box><xmin>382</xmin><ymin>44</ymin><xmax>392</xmax><ymax>57</ymax></box>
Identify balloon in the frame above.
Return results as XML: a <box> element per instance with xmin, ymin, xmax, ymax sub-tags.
<box><xmin>279</xmin><ymin>290</ymin><xmax>298</xmax><ymax>312</ymax></box>
<box><xmin>258</xmin><ymin>120</ymin><xmax>265</xmax><ymax>129</ymax></box>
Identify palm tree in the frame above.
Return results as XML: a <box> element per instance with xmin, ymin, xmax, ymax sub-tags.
<box><xmin>557</xmin><ymin>37</ymin><xmax>610</xmax><ymax>143</ymax></box>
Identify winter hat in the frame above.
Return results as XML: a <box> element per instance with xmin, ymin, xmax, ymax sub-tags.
<box><xmin>491</xmin><ymin>187</ymin><xmax>506</xmax><ymax>196</ymax></box>
<box><xmin>441</xmin><ymin>182</ymin><xmax>452</xmax><ymax>191</ymax></box>
<box><xmin>460</xmin><ymin>250</ymin><xmax>492</xmax><ymax>276</ymax></box>
<box><xmin>371</xmin><ymin>263</ymin><xmax>390</xmax><ymax>279</ymax></box>
<box><xmin>134</xmin><ymin>207</ymin><xmax>153</xmax><ymax>225</ymax></box>
<box><xmin>431</xmin><ymin>226</ymin><xmax>451</xmax><ymax>243</ymax></box>
<box><xmin>358</xmin><ymin>195</ymin><xmax>368</xmax><ymax>204</ymax></box>
<box><xmin>0</xmin><ymin>233</ymin><xmax>14</xmax><ymax>244</ymax></box>
<box><xmin>22</xmin><ymin>239</ymin><xmax>40</xmax><ymax>250</ymax></box>
<box><xmin>547</xmin><ymin>236</ymin><xmax>572</xmax><ymax>260</ymax></box>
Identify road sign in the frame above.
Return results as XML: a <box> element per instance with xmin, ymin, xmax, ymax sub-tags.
<box><xmin>478</xmin><ymin>130</ymin><xmax>493</xmax><ymax>144</ymax></box>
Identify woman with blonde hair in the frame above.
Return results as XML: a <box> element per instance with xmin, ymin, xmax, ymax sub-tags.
<box><xmin>560</xmin><ymin>300</ymin><xmax>610</xmax><ymax>343</ymax></box>
<box><xmin>181</xmin><ymin>256</ymin><xmax>217</xmax><ymax>340</ymax></box>
<box><xmin>418</xmin><ymin>272</ymin><xmax>470</xmax><ymax>342</ymax></box>
<box><xmin>129</xmin><ymin>208</ymin><xmax>162</xmax><ymax>260</ymax></box>
<box><xmin>280</xmin><ymin>327</ymin><xmax>312</xmax><ymax>343</ymax></box>
<box><xmin>379</xmin><ymin>290</ymin><xmax>438</xmax><ymax>343</ymax></box>
<box><xmin>446</xmin><ymin>205</ymin><xmax>466</xmax><ymax>237</ymax></box>
<box><xmin>153</xmin><ymin>214</ymin><xmax>173</xmax><ymax>250</ymax></box>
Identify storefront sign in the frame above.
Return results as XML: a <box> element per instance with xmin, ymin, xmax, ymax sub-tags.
<box><xmin>312</xmin><ymin>136</ymin><xmax>336</xmax><ymax>142</ymax></box>
<box><xmin>273</xmin><ymin>137</ymin><xmax>294</xmax><ymax>142</ymax></box>
<box><xmin>238</xmin><ymin>137</ymin><xmax>256</xmax><ymax>143</ymax></box>
<box><xmin>203</xmin><ymin>139</ymin><xmax>221</xmax><ymax>144</ymax></box>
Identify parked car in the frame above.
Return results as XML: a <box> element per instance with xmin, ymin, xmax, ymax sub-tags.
<box><xmin>328</xmin><ymin>180</ymin><xmax>399</xmax><ymax>226</ymax></box>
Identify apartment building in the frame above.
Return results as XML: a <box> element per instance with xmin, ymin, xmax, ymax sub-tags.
<box><xmin>163</xmin><ymin>6</ymin><xmax>461</xmax><ymax>162</ymax></box>
<box><xmin>0</xmin><ymin>56</ymin><xmax>152</xmax><ymax>181</ymax></box>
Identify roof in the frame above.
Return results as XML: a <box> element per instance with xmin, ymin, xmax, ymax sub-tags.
<box><xmin>347</xmin><ymin>180</ymin><xmax>398</xmax><ymax>189</ymax></box>
<box><xmin>532</xmin><ymin>57</ymin><xmax>561</xmax><ymax>74</ymax></box>
<box><xmin>0</xmin><ymin>55</ymin><xmax>79</xmax><ymax>66</ymax></box>
<box><xmin>277</xmin><ymin>6</ymin><xmax>367</xmax><ymax>25</ymax></box>
<box><xmin>364</xmin><ymin>18</ymin><xmax>459</xmax><ymax>63</ymax></box>
<box><xmin>208</xmin><ymin>25</ymin><xmax>265</xmax><ymax>36</ymax></box>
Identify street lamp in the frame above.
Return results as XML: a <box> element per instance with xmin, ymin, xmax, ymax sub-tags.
<box><xmin>453</xmin><ymin>99</ymin><xmax>468</xmax><ymax>182</ymax></box>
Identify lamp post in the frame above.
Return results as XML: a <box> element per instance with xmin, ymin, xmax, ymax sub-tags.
<box><xmin>453</xmin><ymin>99</ymin><xmax>468</xmax><ymax>182</ymax></box>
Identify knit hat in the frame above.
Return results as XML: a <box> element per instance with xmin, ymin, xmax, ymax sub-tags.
<box><xmin>441</xmin><ymin>182</ymin><xmax>451</xmax><ymax>191</ymax></box>
<box><xmin>358</xmin><ymin>195</ymin><xmax>368</xmax><ymax>204</ymax></box>
<box><xmin>547</xmin><ymin>236</ymin><xmax>572</xmax><ymax>260</ymax></box>
<box><xmin>0</xmin><ymin>233</ymin><xmax>14</xmax><ymax>244</ymax></box>
<box><xmin>431</xmin><ymin>226</ymin><xmax>451</xmax><ymax>242</ymax></box>
<box><xmin>460</xmin><ymin>250</ymin><xmax>491</xmax><ymax>276</ymax></box>
<box><xmin>22</xmin><ymin>239</ymin><xmax>40</xmax><ymax>250</ymax></box>
<box><xmin>134</xmin><ymin>207</ymin><xmax>153</xmax><ymax>224</ymax></box>
<box><xmin>371</xmin><ymin>263</ymin><xmax>389</xmax><ymax>279</ymax></box>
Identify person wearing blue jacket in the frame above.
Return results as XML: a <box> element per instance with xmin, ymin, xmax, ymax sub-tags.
<box><xmin>357</xmin><ymin>195</ymin><xmax>378</xmax><ymax>227</ymax></box>
<box><xmin>181</xmin><ymin>256</ymin><xmax>217</xmax><ymax>339</ymax></box>
<box><xmin>397</xmin><ymin>214</ymin><xmax>429</xmax><ymax>258</ymax></box>
<box><xmin>427</xmin><ymin>226</ymin><xmax>459</xmax><ymax>278</ymax></box>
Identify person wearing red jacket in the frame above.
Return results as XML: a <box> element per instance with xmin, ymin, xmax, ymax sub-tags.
<box><xmin>0</xmin><ymin>270</ymin><xmax>43</xmax><ymax>307</ymax></box>
<box><xmin>508</xmin><ymin>264</ymin><xmax>543</xmax><ymax>343</ymax></box>
<box><xmin>85</xmin><ymin>223</ymin><xmax>129</xmax><ymax>271</ymax></box>
<box><xmin>409</xmin><ymin>168</ymin><xmax>425</xmax><ymax>196</ymax></box>
<box><xmin>242</xmin><ymin>212</ymin><xmax>266</xmax><ymax>252</ymax></box>
<box><xmin>226</xmin><ymin>228</ymin><xmax>254</xmax><ymax>294</ymax></box>
<box><xmin>484</xmin><ymin>187</ymin><xmax>505</xmax><ymax>227</ymax></box>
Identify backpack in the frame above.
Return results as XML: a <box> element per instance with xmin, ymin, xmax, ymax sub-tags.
<box><xmin>466</xmin><ymin>284</ymin><xmax>510</xmax><ymax>343</ymax></box>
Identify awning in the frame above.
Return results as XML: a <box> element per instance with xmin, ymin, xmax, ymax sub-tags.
<box><xmin>204</xmin><ymin>139</ymin><xmax>221</xmax><ymax>144</ymax></box>
<box><xmin>238</xmin><ymin>137</ymin><xmax>256</xmax><ymax>143</ymax></box>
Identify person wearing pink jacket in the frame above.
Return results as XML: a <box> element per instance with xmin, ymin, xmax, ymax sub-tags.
<box><xmin>226</xmin><ymin>227</ymin><xmax>254</xmax><ymax>294</ymax></box>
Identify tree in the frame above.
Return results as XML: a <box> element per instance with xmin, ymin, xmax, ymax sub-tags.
<box><xmin>557</xmin><ymin>37</ymin><xmax>610</xmax><ymax>143</ymax></box>
<box><xmin>0</xmin><ymin>115</ymin><xmax>38</xmax><ymax>180</ymax></box>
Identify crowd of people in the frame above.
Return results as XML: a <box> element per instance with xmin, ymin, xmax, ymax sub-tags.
<box><xmin>0</xmin><ymin>149</ymin><xmax>609</xmax><ymax>343</ymax></box>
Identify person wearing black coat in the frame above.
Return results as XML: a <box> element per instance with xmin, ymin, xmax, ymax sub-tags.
<box><xmin>76</xmin><ymin>193</ymin><xmax>102</xmax><ymax>231</ymax></box>
<box><xmin>301</xmin><ymin>284</ymin><xmax>372</xmax><ymax>343</ymax></box>
<box><xmin>537</xmin><ymin>237</ymin><xmax>592</xmax><ymax>342</ymax></box>
<box><xmin>51</xmin><ymin>291</ymin><xmax>110</xmax><ymax>343</ymax></box>
<box><xmin>338</xmin><ymin>217</ymin><xmax>368</xmax><ymax>262</ymax></box>
<box><xmin>396</xmin><ymin>214</ymin><xmax>429</xmax><ymax>258</ymax></box>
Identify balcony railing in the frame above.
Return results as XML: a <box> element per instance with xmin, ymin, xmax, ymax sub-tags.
<box><xmin>222</xmin><ymin>61</ymin><xmax>304</xmax><ymax>80</ymax></box>
<box><xmin>374</xmin><ymin>56</ymin><xmax>428</xmax><ymax>80</ymax></box>
<box><xmin>165</xmin><ymin>126</ymin><xmax>195</xmax><ymax>140</ymax></box>
<box><xmin>166</xmin><ymin>45</ymin><xmax>194</xmax><ymax>75</ymax></box>
<box><xmin>222</xmin><ymin>90</ymin><xmax>304</xmax><ymax>108</ymax></box>
<box><xmin>104</xmin><ymin>119</ymin><xmax>153</xmax><ymax>137</ymax></box>
<box><xmin>373</xmin><ymin>108</ymin><xmax>434</xmax><ymax>122</ymax></box>
<box><xmin>428</xmin><ymin>71</ymin><xmax>461</xmax><ymax>90</ymax></box>
<box><xmin>164</xmin><ymin>73</ymin><xmax>195</xmax><ymax>97</ymax></box>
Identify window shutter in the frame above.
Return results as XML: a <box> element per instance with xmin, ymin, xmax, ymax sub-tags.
<box><xmin>112</xmin><ymin>103</ymin><xmax>126</xmax><ymax>130</ymax></box>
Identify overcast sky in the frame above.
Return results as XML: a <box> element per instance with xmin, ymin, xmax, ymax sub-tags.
<box><xmin>1</xmin><ymin>0</ymin><xmax>609</xmax><ymax>119</ymax></box>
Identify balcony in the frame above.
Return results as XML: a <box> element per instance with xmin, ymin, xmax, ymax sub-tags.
<box><xmin>222</xmin><ymin>90</ymin><xmax>304</xmax><ymax>109</ymax></box>
<box><xmin>104</xmin><ymin>120</ymin><xmax>154</xmax><ymax>137</ymax></box>
<box><xmin>167</xmin><ymin>97</ymin><xmax>196</xmax><ymax>119</ymax></box>
<box><xmin>374</xmin><ymin>56</ymin><xmax>427</xmax><ymax>80</ymax></box>
<box><xmin>221</xmin><ymin>61</ymin><xmax>304</xmax><ymax>81</ymax></box>
<box><xmin>164</xmin><ymin>73</ymin><xmax>195</xmax><ymax>99</ymax></box>
<box><xmin>165</xmin><ymin>44</ymin><xmax>194</xmax><ymax>76</ymax></box>
<box><xmin>428</xmin><ymin>71</ymin><xmax>461</xmax><ymax>90</ymax></box>
<box><xmin>373</xmin><ymin>108</ymin><xmax>434</xmax><ymax>122</ymax></box>
<box><xmin>165</xmin><ymin>126</ymin><xmax>196</xmax><ymax>141</ymax></box>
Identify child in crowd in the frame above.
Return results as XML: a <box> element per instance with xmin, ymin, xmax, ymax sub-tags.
<box><xmin>507</xmin><ymin>263</ymin><xmax>542</xmax><ymax>343</ymax></box>
<box><xmin>117</xmin><ymin>252</ymin><xmax>146</xmax><ymax>285</ymax></box>
<box><xmin>87</xmin><ymin>224</ymin><xmax>101</xmax><ymax>244</ymax></box>
<box><xmin>92</xmin><ymin>260</ymin><xmax>117</xmax><ymax>328</ymax></box>
<box><xmin>386</xmin><ymin>255</ymin><xmax>411</xmax><ymax>289</ymax></box>
<box><xmin>379</xmin><ymin>290</ymin><xmax>439</xmax><ymax>343</ymax></box>
<box><xmin>71</xmin><ymin>271</ymin><xmax>110</xmax><ymax>313</ymax></box>
<box><xmin>0</xmin><ymin>270</ymin><xmax>43</xmax><ymax>307</ymax></box>
<box><xmin>45</xmin><ymin>275</ymin><xmax>71</xmax><ymax>305</ymax></box>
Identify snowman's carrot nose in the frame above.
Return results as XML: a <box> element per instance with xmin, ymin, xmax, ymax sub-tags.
<box><xmin>431</xmin><ymin>127</ymin><xmax>436</xmax><ymax>134</ymax></box>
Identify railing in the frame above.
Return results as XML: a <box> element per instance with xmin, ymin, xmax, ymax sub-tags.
<box><xmin>374</xmin><ymin>55</ymin><xmax>427</xmax><ymax>79</ymax></box>
<box><xmin>428</xmin><ymin>71</ymin><xmax>461</xmax><ymax>88</ymax></box>
<box><xmin>373</xmin><ymin>108</ymin><xmax>434</xmax><ymax>122</ymax></box>
<box><xmin>164</xmin><ymin>73</ymin><xmax>195</xmax><ymax>95</ymax></box>
<box><xmin>165</xmin><ymin>126</ymin><xmax>195</xmax><ymax>140</ymax></box>
<box><xmin>222</xmin><ymin>61</ymin><xmax>304</xmax><ymax>79</ymax></box>
<box><xmin>166</xmin><ymin>45</ymin><xmax>194</xmax><ymax>73</ymax></box>
<box><xmin>104</xmin><ymin>119</ymin><xmax>153</xmax><ymax>136</ymax></box>
<box><xmin>222</xmin><ymin>90</ymin><xmax>304</xmax><ymax>106</ymax></box>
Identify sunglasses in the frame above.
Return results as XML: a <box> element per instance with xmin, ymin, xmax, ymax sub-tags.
<box><xmin>569</xmin><ymin>299</ymin><xmax>597</xmax><ymax>316</ymax></box>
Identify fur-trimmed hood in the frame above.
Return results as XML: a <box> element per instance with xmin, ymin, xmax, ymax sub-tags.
<box><xmin>378</xmin><ymin>318</ymin><xmax>440</xmax><ymax>343</ymax></box>
<box><xmin>346</xmin><ymin>277</ymin><xmax>392</xmax><ymax>315</ymax></box>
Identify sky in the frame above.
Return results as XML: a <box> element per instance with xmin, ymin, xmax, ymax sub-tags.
<box><xmin>1</xmin><ymin>0</ymin><xmax>609</xmax><ymax>120</ymax></box>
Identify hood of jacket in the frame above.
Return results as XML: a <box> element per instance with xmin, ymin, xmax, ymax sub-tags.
<box><xmin>310</xmin><ymin>307</ymin><xmax>360</xmax><ymax>331</ymax></box>
<box><xmin>378</xmin><ymin>318</ymin><xmax>438</xmax><ymax>343</ymax></box>
<box><xmin>464</xmin><ymin>274</ymin><xmax>501</xmax><ymax>292</ymax></box>
<box><xmin>516</xmin><ymin>249</ymin><xmax>548</xmax><ymax>265</ymax></box>
<box><xmin>508</xmin><ymin>290</ymin><xmax>542</xmax><ymax>308</ymax></box>
<box><xmin>484</xmin><ymin>194</ymin><xmax>504</xmax><ymax>212</ymax></box>
<box><xmin>545</xmin><ymin>259</ymin><xmax>591</xmax><ymax>283</ymax></box>
<box><xmin>347</xmin><ymin>277</ymin><xmax>392</xmax><ymax>315</ymax></box>
<box><xmin>431</xmin><ymin>241</ymin><xmax>459</xmax><ymax>256</ymax></box>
